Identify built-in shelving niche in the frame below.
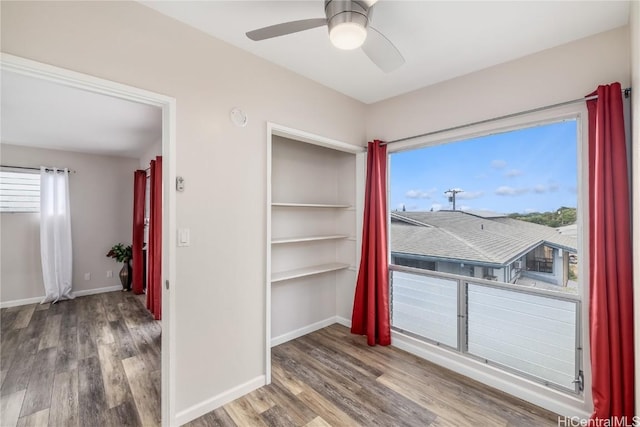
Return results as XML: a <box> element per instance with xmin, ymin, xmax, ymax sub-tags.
<box><xmin>267</xmin><ymin>125</ymin><xmax>363</xmax><ymax>375</ymax></box>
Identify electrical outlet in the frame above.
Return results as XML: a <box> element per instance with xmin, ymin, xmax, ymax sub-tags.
<box><xmin>107</xmin><ymin>270</ymin><xmax>113</xmax><ymax>278</ymax></box>
<box><xmin>84</xmin><ymin>273</ymin><xmax>91</xmax><ymax>280</ymax></box>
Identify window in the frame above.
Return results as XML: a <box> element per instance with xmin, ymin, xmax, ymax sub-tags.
<box><xmin>388</xmin><ymin>119</ymin><xmax>583</xmax><ymax>393</ymax></box>
<box><xmin>0</xmin><ymin>170</ymin><xmax>40</xmax><ymax>213</ymax></box>
<box><xmin>392</xmin><ymin>255</ymin><xmax>436</xmax><ymax>271</ymax></box>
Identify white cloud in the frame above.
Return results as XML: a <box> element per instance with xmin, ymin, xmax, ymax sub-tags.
<box><xmin>405</xmin><ymin>188</ymin><xmax>437</xmax><ymax>199</ymax></box>
<box><xmin>533</xmin><ymin>182</ymin><xmax>560</xmax><ymax>194</ymax></box>
<box><xmin>495</xmin><ymin>186</ymin><xmax>529</xmax><ymax>196</ymax></box>
<box><xmin>524</xmin><ymin>208</ymin><xmax>536</xmax><ymax>213</ymax></box>
<box><xmin>459</xmin><ymin>205</ymin><xmax>471</xmax><ymax>211</ymax></box>
<box><xmin>533</xmin><ymin>184</ymin><xmax>547</xmax><ymax>194</ymax></box>
<box><xmin>505</xmin><ymin>169</ymin><xmax>523</xmax><ymax>178</ymax></box>
<box><xmin>491</xmin><ymin>159</ymin><xmax>507</xmax><ymax>169</ymax></box>
<box><xmin>431</xmin><ymin>203</ymin><xmax>442</xmax><ymax>211</ymax></box>
<box><xmin>456</xmin><ymin>190</ymin><xmax>484</xmax><ymax>200</ymax></box>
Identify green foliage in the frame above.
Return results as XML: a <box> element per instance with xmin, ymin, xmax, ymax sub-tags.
<box><xmin>106</xmin><ymin>243</ymin><xmax>132</xmax><ymax>263</ymax></box>
<box><xmin>508</xmin><ymin>207</ymin><xmax>576</xmax><ymax>228</ymax></box>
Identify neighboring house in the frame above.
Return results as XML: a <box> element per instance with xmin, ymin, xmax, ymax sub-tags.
<box><xmin>391</xmin><ymin>210</ymin><xmax>578</xmax><ymax>287</ymax></box>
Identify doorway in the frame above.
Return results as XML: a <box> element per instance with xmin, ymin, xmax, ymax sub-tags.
<box><xmin>0</xmin><ymin>53</ymin><xmax>176</xmax><ymax>426</ymax></box>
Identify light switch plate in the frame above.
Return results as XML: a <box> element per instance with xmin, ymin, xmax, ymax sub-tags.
<box><xmin>178</xmin><ymin>228</ymin><xmax>190</xmax><ymax>247</ymax></box>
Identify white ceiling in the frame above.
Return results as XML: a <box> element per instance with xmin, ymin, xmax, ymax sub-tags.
<box><xmin>1</xmin><ymin>70</ymin><xmax>162</xmax><ymax>158</ymax></box>
<box><xmin>0</xmin><ymin>1</ymin><xmax>629</xmax><ymax>157</ymax></box>
<box><xmin>142</xmin><ymin>0</ymin><xmax>630</xmax><ymax>104</ymax></box>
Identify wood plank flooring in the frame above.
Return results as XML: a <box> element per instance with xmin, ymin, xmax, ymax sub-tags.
<box><xmin>0</xmin><ymin>291</ymin><xmax>160</xmax><ymax>427</ymax></box>
<box><xmin>188</xmin><ymin>324</ymin><xmax>559</xmax><ymax>427</ymax></box>
<box><xmin>3</xmin><ymin>294</ymin><xmax>559</xmax><ymax>426</ymax></box>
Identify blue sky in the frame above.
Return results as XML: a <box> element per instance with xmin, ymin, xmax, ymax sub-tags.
<box><xmin>389</xmin><ymin>120</ymin><xmax>578</xmax><ymax>214</ymax></box>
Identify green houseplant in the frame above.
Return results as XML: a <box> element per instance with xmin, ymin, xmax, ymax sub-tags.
<box><xmin>107</xmin><ymin>243</ymin><xmax>132</xmax><ymax>291</ymax></box>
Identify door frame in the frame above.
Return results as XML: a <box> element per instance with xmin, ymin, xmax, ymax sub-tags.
<box><xmin>0</xmin><ymin>53</ymin><xmax>177</xmax><ymax>426</ymax></box>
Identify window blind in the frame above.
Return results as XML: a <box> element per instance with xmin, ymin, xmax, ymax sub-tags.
<box><xmin>0</xmin><ymin>170</ymin><xmax>41</xmax><ymax>212</ymax></box>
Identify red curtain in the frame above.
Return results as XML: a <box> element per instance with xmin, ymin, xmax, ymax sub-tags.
<box><xmin>131</xmin><ymin>170</ymin><xmax>146</xmax><ymax>295</ymax></box>
<box><xmin>351</xmin><ymin>140</ymin><xmax>391</xmax><ymax>346</ymax></box>
<box><xmin>586</xmin><ymin>82</ymin><xmax>634</xmax><ymax>422</ymax></box>
<box><xmin>147</xmin><ymin>156</ymin><xmax>162</xmax><ymax>320</ymax></box>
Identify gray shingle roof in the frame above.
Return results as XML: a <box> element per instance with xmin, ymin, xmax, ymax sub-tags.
<box><xmin>391</xmin><ymin>210</ymin><xmax>577</xmax><ymax>266</ymax></box>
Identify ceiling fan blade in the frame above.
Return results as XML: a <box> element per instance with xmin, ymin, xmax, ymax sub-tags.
<box><xmin>361</xmin><ymin>26</ymin><xmax>405</xmax><ymax>73</ymax></box>
<box><xmin>246</xmin><ymin>18</ymin><xmax>327</xmax><ymax>41</ymax></box>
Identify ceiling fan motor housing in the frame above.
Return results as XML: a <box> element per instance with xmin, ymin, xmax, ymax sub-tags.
<box><xmin>325</xmin><ymin>0</ymin><xmax>370</xmax><ymax>33</ymax></box>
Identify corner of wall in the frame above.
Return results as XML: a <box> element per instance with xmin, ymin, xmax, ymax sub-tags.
<box><xmin>630</xmin><ymin>0</ymin><xmax>640</xmax><ymax>417</ymax></box>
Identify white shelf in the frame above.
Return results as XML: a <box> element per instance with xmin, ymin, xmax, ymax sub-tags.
<box><xmin>272</xmin><ymin>234</ymin><xmax>349</xmax><ymax>244</ymax></box>
<box><xmin>271</xmin><ymin>262</ymin><xmax>350</xmax><ymax>283</ymax></box>
<box><xmin>272</xmin><ymin>202</ymin><xmax>351</xmax><ymax>209</ymax></box>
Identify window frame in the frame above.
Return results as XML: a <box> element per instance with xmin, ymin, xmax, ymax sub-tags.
<box><xmin>386</xmin><ymin>103</ymin><xmax>591</xmax><ymax>406</ymax></box>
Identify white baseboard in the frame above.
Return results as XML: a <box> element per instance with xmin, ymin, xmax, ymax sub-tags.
<box><xmin>271</xmin><ymin>316</ymin><xmax>338</xmax><ymax>347</ymax></box>
<box><xmin>73</xmin><ymin>285</ymin><xmax>122</xmax><ymax>297</ymax></box>
<box><xmin>335</xmin><ymin>316</ymin><xmax>352</xmax><ymax>328</ymax></box>
<box><xmin>0</xmin><ymin>285</ymin><xmax>122</xmax><ymax>308</ymax></box>
<box><xmin>174</xmin><ymin>375</ymin><xmax>265</xmax><ymax>426</ymax></box>
<box><xmin>0</xmin><ymin>295</ymin><xmax>43</xmax><ymax>309</ymax></box>
<box><xmin>391</xmin><ymin>331</ymin><xmax>591</xmax><ymax>419</ymax></box>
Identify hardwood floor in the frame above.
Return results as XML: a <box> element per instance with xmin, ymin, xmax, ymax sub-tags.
<box><xmin>0</xmin><ymin>291</ymin><xmax>160</xmax><ymax>427</ymax></box>
<box><xmin>2</xmin><ymin>295</ymin><xmax>559</xmax><ymax>427</ymax></box>
<box><xmin>188</xmin><ymin>324</ymin><xmax>558</xmax><ymax>427</ymax></box>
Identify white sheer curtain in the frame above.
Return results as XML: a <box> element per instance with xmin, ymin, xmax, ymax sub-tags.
<box><xmin>40</xmin><ymin>167</ymin><xmax>74</xmax><ymax>303</ymax></box>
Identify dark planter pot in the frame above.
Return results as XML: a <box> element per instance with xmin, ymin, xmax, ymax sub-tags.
<box><xmin>119</xmin><ymin>260</ymin><xmax>132</xmax><ymax>291</ymax></box>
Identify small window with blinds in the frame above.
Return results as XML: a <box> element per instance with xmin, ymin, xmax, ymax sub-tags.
<box><xmin>0</xmin><ymin>170</ymin><xmax>40</xmax><ymax>213</ymax></box>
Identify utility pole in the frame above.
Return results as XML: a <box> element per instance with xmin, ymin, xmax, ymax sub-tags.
<box><xmin>444</xmin><ymin>189</ymin><xmax>464</xmax><ymax>211</ymax></box>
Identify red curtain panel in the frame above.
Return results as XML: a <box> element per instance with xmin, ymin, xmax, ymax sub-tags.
<box><xmin>147</xmin><ymin>156</ymin><xmax>163</xmax><ymax>320</ymax></box>
<box><xmin>131</xmin><ymin>170</ymin><xmax>146</xmax><ymax>295</ymax></box>
<box><xmin>351</xmin><ymin>140</ymin><xmax>391</xmax><ymax>346</ymax></box>
<box><xmin>586</xmin><ymin>82</ymin><xmax>634</xmax><ymax>422</ymax></box>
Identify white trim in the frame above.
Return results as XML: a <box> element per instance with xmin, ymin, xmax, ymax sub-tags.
<box><xmin>173</xmin><ymin>375</ymin><xmax>265</xmax><ymax>427</ymax></box>
<box><xmin>271</xmin><ymin>316</ymin><xmax>338</xmax><ymax>347</ymax></box>
<box><xmin>335</xmin><ymin>316</ymin><xmax>352</xmax><ymax>328</ymax></box>
<box><xmin>387</xmin><ymin>108</ymin><xmax>585</xmax><ymax>154</ymax></box>
<box><xmin>0</xmin><ymin>296</ymin><xmax>43</xmax><ymax>309</ymax></box>
<box><xmin>0</xmin><ymin>285</ymin><xmax>122</xmax><ymax>308</ymax></box>
<box><xmin>74</xmin><ymin>285</ymin><xmax>123</xmax><ymax>297</ymax></box>
<box><xmin>265</xmin><ymin>123</ymin><xmax>273</xmax><ymax>384</ymax></box>
<box><xmin>0</xmin><ymin>53</ymin><xmax>178</xmax><ymax>427</ymax></box>
<box><xmin>392</xmin><ymin>331</ymin><xmax>590</xmax><ymax>419</ymax></box>
<box><xmin>270</xmin><ymin>123</ymin><xmax>366</xmax><ymax>154</ymax></box>
<box><xmin>0</xmin><ymin>53</ymin><xmax>172</xmax><ymax>107</ymax></box>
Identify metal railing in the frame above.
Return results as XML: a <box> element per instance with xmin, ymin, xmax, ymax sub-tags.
<box><xmin>390</xmin><ymin>264</ymin><xmax>582</xmax><ymax>394</ymax></box>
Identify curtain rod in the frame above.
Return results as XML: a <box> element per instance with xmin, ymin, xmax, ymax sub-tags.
<box><xmin>0</xmin><ymin>164</ymin><xmax>77</xmax><ymax>174</ymax></box>
<box><xmin>383</xmin><ymin>87</ymin><xmax>631</xmax><ymax>145</ymax></box>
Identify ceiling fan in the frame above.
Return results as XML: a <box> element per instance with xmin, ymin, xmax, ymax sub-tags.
<box><xmin>245</xmin><ymin>0</ymin><xmax>405</xmax><ymax>73</ymax></box>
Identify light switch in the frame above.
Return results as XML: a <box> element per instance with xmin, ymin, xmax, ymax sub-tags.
<box><xmin>178</xmin><ymin>228</ymin><xmax>190</xmax><ymax>247</ymax></box>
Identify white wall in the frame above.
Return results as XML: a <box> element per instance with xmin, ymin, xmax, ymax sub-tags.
<box><xmin>367</xmin><ymin>26</ymin><xmax>630</xmax><ymax>142</ymax></box>
<box><xmin>0</xmin><ymin>1</ymin><xmax>367</xmax><ymax>422</ymax></box>
<box><xmin>139</xmin><ymin>138</ymin><xmax>162</xmax><ymax>169</ymax></box>
<box><xmin>0</xmin><ymin>144</ymin><xmax>139</xmax><ymax>304</ymax></box>
<box><xmin>630</xmin><ymin>0</ymin><xmax>639</xmax><ymax>416</ymax></box>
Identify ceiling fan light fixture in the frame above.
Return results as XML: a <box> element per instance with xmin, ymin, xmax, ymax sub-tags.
<box><xmin>329</xmin><ymin>22</ymin><xmax>367</xmax><ymax>50</ymax></box>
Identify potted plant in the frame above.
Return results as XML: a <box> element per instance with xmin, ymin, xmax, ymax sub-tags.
<box><xmin>107</xmin><ymin>243</ymin><xmax>133</xmax><ymax>291</ymax></box>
